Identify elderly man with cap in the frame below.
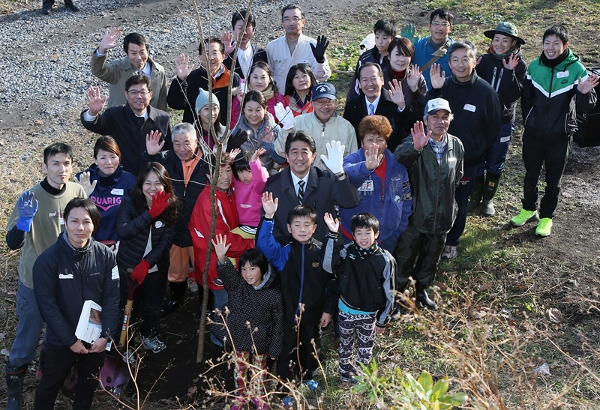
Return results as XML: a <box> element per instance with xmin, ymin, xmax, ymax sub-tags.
<box><xmin>274</xmin><ymin>82</ymin><xmax>358</xmax><ymax>170</ymax></box>
<box><xmin>393</xmin><ymin>98</ymin><xmax>464</xmax><ymax>310</ymax></box>
<box><xmin>468</xmin><ymin>22</ymin><xmax>527</xmax><ymax>216</ymax></box>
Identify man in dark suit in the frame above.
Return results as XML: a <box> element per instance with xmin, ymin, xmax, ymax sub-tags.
<box><xmin>262</xmin><ymin>131</ymin><xmax>360</xmax><ymax>244</ymax></box>
<box><xmin>344</xmin><ymin>62</ymin><xmax>416</xmax><ymax>152</ymax></box>
<box><xmin>81</xmin><ymin>75</ymin><xmax>172</xmax><ymax>175</ymax></box>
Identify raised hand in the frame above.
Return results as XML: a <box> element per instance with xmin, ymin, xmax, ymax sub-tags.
<box><xmin>74</xmin><ymin>171</ymin><xmax>98</xmax><ymax>196</ymax></box>
<box><xmin>323</xmin><ymin>212</ymin><xmax>339</xmax><ymax>233</ymax></box>
<box><xmin>262</xmin><ymin>192</ymin><xmax>278</xmax><ymax>218</ymax></box>
<box><xmin>251</xmin><ymin>147</ymin><xmax>267</xmax><ymax>163</ymax></box>
<box><xmin>148</xmin><ymin>191</ymin><xmax>171</xmax><ymax>218</ymax></box>
<box><xmin>411</xmin><ymin>121</ymin><xmax>432</xmax><ymax>150</ymax></box>
<box><xmin>401</xmin><ymin>23</ymin><xmax>418</xmax><ymax>44</ymax></box>
<box><xmin>320</xmin><ymin>140</ymin><xmax>345</xmax><ymax>174</ymax></box>
<box><xmin>406</xmin><ymin>64</ymin><xmax>422</xmax><ymax>92</ymax></box>
<box><xmin>145</xmin><ymin>130</ymin><xmax>165</xmax><ymax>156</ymax></box>
<box><xmin>175</xmin><ymin>53</ymin><xmax>194</xmax><ymax>80</ymax></box>
<box><xmin>274</xmin><ymin>102</ymin><xmax>294</xmax><ymax>130</ymax></box>
<box><xmin>577</xmin><ymin>73</ymin><xmax>600</xmax><ymax>94</ymax></box>
<box><xmin>228</xmin><ymin>148</ymin><xmax>242</xmax><ymax>164</ymax></box>
<box><xmin>502</xmin><ymin>53</ymin><xmax>520</xmax><ymax>70</ymax></box>
<box><xmin>236</xmin><ymin>86</ymin><xmax>246</xmax><ymax>104</ymax></box>
<box><xmin>310</xmin><ymin>35</ymin><xmax>329</xmax><ymax>63</ymax></box>
<box><xmin>86</xmin><ymin>86</ymin><xmax>107</xmax><ymax>116</ymax></box>
<box><xmin>364</xmin><ymin>144</ymin><xmax>383</xmax><ymax>170</ymax></box>
<box><xmin>211</xmin><ymin>234</ymin><xmax>231</xmax><ymax>263</ymax></box>
<box><xmin>429</xmin><ymin>63</ymin><xmax>446</xmax><ymax>89</ymax></box>
<box><xmin>99</xmin><ymin>27</ymin><xmax>122</xmax><ymax>54</ymax></box>
<box><xmin>16</xmin><ymin>191</ymin><xmax>38</xmax><ymax>232</ymax></box>
<box><xmin>221</xmin><ymin>31</ymin><xmax>235</xmax><ymax>55</ymax></box>
<box><xmin>260</xmin><ymin>125</ymin><xmax>275</xmax><ymax>143</ymax></box>
<box><xmin>388</xmin><ymin>79</ymin><xmax>406</xmax><ymax>110</ymax></box>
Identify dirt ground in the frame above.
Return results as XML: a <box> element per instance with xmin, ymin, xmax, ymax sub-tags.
<box><xmin>1</xmin><ymin>0</ymin><xmax>599</xmax><ymax>408</ymax></box>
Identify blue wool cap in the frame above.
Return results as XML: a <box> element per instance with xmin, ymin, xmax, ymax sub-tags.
<box><xmin>312</xmin><ymin>83</ymin><xmax>336</xmax><ymax>100</ymax></box>
<box><xmin>195</xmin><ymin>88</ymin><xmax>220</xmax><ymax>113</ymax></box>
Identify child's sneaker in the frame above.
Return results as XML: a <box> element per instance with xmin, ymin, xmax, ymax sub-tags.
<box><xmin>187</xmin><ymin>276</ymin><xmax>198</xmax><ymax>293</ymax></box>
<box><xmin>142</xmin><ymin>336</ymin><xmax>166</xmax><ymax>354</ymax></box>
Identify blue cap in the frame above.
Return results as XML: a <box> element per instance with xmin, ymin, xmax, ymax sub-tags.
<box><xmin>312</xmin><ymin>83</ymin><xmax>336</xmax><ymax>100</ymax></box>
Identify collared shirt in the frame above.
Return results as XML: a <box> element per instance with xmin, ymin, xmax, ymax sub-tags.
<box><xmin>290</xmin><ymin>171</ymin><xmax>310</xmax><ymax>198</ymax></box>
<box><xmin>237</xmin><ymin>46</ymin><xmax>253</xmax><ymax>78</ymax></box>
<box><xmin>428</xmin><ymin>133</ymin><xmax>448</xmax><ymax>165</ymax></box>
<box><xmin>182</xmin><ymin>151</ymin><xmax>202</xmax><ymax>187</ymax></box>
<box><xmin>364</xmin><ymin>94</ymin><xmax>381</xmax><ymax>115</ymax></box>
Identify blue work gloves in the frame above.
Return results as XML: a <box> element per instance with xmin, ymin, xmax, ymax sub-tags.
<box><xmin>16</xmin><ymin>191</ymin><xmax>38</xmax><ymax>232</ymax></box>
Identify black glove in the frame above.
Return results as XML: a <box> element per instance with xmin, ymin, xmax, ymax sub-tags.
<box><xmin>310</xmin><ymin>35</ymin><xmax>329</xmax><ymax>64</ymax></box>
<box><xmin>226</xmin><ymin>129</ymin><xmax>249</xmax><ymax>151</ymax></box>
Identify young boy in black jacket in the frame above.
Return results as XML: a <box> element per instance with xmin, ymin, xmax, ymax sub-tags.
<box><xmin>326</xmin><ymin>212</ymin><xmax>395</xmax><ymax>388</ymax></box>
<box><xmin>256</xmin><ymin>193</ymin><xmax>337</xmax><ymax>386</ymax></box>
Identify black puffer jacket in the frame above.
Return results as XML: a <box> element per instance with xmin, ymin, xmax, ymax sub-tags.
<box><xmin>33</xmin><ymin>233</ymin><xmax>120</xmax><ymax>348</ymax></box>
<box><xmin>115</xmin><ymin>196</ymin><xmax>176</xmax><ymax>276</ymax></box>
<box><xmin>427</xmin><ymin>72</ymin><xmax>501</xmax><ymax>167</ymax></box>
<box><xmin>212</xmin><ymin>259</ymin><xmax>283</xmax><ymax>357</ymax></box>
<box><xmin>476</xmin><ymin>50</ymin><xmax>527</xmax><ymax>124</ymax></box>
<box><xmin>395</xmin><ymin>134</ymin><xmax>464</xmax><ymax>234</ymax></box>
<box><xmin>143</xmin><ymin>149</ymin><xmax>207</xmax><ymax>248</ymax></box>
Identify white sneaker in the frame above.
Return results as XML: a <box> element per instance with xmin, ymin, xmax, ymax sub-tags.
<box><xmin>441</xmin><ymin>245</ymin><xmax>458</xmax><ymax>260</ymax></box>
<box><xmin>187</xmin><ymin>277</ymin><xmax>198</xmax><ymax>293</ymax></box>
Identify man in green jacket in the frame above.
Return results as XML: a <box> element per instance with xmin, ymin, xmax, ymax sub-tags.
<box><xmin>393</xmin><ymin>98</ymin><xmax>464</xmax><ymax>310</ymax></box>
<box><xmin>511</xmin><ymin>25</ymin><xmax>598</xmax><ymax>236</ymax></box>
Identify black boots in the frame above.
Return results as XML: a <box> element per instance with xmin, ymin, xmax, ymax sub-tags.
<box><xmin>415</xmin><ymin>283</ymin><xmax>438</xmax><ymax>310</ymax></box>
<box><xmin>160</xmin><ymin>281</ymin><xmax>187</xmax><ymax>317</ymax></box>
<box><xmin>6</xmin><ymin>364</ymin><xmax>27</xmax><ymax>410</ymax></box>
<box><xmin>467</xmin><ymin>175</ymin><xmax>485</xmax><ymax>212</ymax></box>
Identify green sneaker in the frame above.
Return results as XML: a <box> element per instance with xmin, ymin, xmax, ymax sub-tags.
<box><xmin>535</xmin><ymin>218</ymin><xmax>553</xmax><ymax>237</ymax></box>
<box><xmin>510</xmin><ymin>209</ymin><xmax>539</xmax><ymax>227</ymax></box>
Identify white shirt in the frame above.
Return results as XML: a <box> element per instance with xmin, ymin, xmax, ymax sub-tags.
<box><xmin>266</xmin><ymin>34</ymin><xmax>331</xmax><ymax>91</ymax></box>
<box><xmin>364</xmin><ymin>94</ymin><xmax>381</xmax><ymax>115</ymax></box>
<box><xmin>290</xmin><ymin>171</ymin><xmax>310</xmax><ymax>198</ymax></box>
<box><xmin>237</xmin><ymin>45</ymin><xmax>253</xmax><ymax>78</ymax></box>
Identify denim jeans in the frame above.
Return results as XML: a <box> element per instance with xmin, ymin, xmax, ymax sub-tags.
<box><xmin>210</xmin><ymin>289</ymin><xmax>229</xmax><ymax>347</ymax></box>
<box><xmin>9</xmin><ymin>281</ymin><xmax>44</xmax><ymax>368</ymax></box>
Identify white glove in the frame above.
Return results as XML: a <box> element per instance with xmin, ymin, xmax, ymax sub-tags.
<box><xmin>274</xmin><ymin>103</ymin><xmax>294</xmax><ymax>130</ymax></box>
<box><xmin>320</xmin><ymin>140</ymin><xmax>345</xmax><ymax>174</ymax></box>
<box><xmin>74</xmin><ymin>171</ymin><xmax>97</xmax><ymax>196</ymax></box>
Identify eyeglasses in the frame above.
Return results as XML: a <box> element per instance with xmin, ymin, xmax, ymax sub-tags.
<box><xmin>127</xmin><ymin>90</ymin><xmax>150</xmax><ymax>97</ymax></box>
<box><xmin>431</xmin><ymin>21</ymin><xmax>450</xmax><ymax>27</ymax></box>
<box><xmin>283</xmin><ymin>16</ymin><xmax>302</xmax><ymax>23</ymax></box>
<box><xmin>314</xmin><ymin>100</ymin><xmax>335</xmax><ymax>107</ymax></box>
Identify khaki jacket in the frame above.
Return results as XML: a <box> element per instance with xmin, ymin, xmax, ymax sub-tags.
<box><xmin>91</xmin><ymin>52</ymin><xmax>168</xmax><ymax>110</ymax></box>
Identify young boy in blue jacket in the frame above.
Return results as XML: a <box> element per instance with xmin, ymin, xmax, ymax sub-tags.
<box><xmin>326</xmin><ymin>212</ymin><xmax>395</xmax><ymax>388</ymax></box>
<box><xmin>256</xmin><ymin>192</ymin><xmax>337</xmax><ymax>386</ymax></box>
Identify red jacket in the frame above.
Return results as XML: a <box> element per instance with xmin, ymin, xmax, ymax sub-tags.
<box><xmin>189</xmin><ymin>187</ymin><xmax>254</xmax><ymax>290</ymax></box>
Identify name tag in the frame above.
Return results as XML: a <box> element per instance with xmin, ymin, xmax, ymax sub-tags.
<box><xmin>358</xmin><ymin>180</ymin><xmax>374</xmax><ymax>192</ymax></box>
<box><xmin>463</xmin><ymin>104</ymin><xmax>476</xmax><ymax>112</ymax></box>
<box><xmin>155</xmin><ymin>221</ymin><xmax>164</xmax><ymax>228</ymax></box>
<box><xmin>111</xmin><ymin>188</ymin><xmax>124</xmax><ymax>195</ymax></box>
<box><xmin>240</xmin><ymin>203</ymin><xmax>252</xmax><ymax>208</ymax></box>
<box><xmin>557</xmin><ymin>71</ymin><xmax>569</xmax><ymax>78</ymax></box>
<box><xmin>111</xmin><ymin>266</ymin><xmax>119</xmax><ymax>280</ymax></box>
<box><xmin>59</xmin><ymin>273</ymin><xmax>73</xmax><ymax>279</ymax></box>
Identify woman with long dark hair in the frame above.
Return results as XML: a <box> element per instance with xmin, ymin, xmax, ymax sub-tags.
<box><xmin>284</xmin><ymin>63</ymin><xmax>317</xmax><ymax>117</ymax></box>
<box><xmin>116</xmin><ymin>162</ymin><xmax>179</xmax><ymax>353</ymax></box>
